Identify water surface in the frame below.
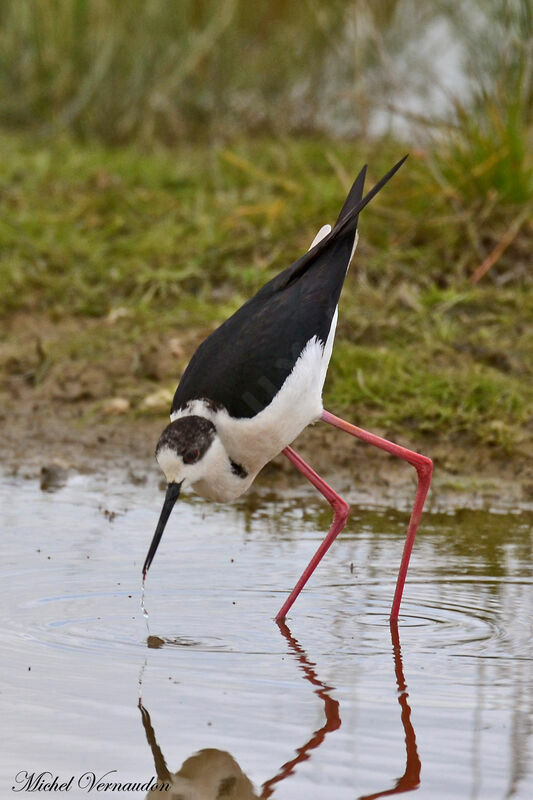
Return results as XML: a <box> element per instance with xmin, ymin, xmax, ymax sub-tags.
<box><xmin>1</xmin><ymin>472</ymin><xmax>532</xmax><ymax>798</ymax></box>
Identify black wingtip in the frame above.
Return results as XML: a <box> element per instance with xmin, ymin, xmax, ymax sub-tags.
<box><xmin>335</xmin><ymin>164</ymin><xmax>367</xmax><ymax>225</ymax></box>
<box><xmin>358</xmin><ymin>154</ymin><xmax>407</xmax><ymax>211</ymax></box>
<box><xmin>332</xmin><ymin>154</ymin><xmax>408</xmax><ymax>237</ymax></box>
<box><xmin>274</xmin><ymin>155</ymin><xmax>408</xmax><ymax>289</ymax></box>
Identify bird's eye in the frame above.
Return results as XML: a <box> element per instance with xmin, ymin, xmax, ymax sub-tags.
<box><xmin>183</xmin><ymin>449</ymin><xmax>199</xmax><ymax>464</ymax></box>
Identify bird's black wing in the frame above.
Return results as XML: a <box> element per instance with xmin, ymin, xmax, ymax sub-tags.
<box><xmin>171</xmin><ymin>158</ymin><xmax>405</xmax><ymax>419</ymax></box>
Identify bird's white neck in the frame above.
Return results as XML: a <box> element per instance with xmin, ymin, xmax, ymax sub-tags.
<box><xmin>170</xmin><ymin>404</ymin><xmax>255</xmax><ymax>502</ymax></box>
<box><xmin>189</xmin><ymin>435</ymin><xmax>254</xmax><ymax>502</ymax></box>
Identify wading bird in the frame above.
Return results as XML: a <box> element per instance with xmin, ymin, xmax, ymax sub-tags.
<box><xmin>142</xmin><ymin>157</ymin><xmax>433</xmax><ymax>621</ymax></box>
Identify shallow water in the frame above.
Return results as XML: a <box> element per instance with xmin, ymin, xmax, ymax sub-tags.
<box><xmin>1</xmin><ymin>472</ymin><xmax>532</xmax><ymax>799</ymax></box>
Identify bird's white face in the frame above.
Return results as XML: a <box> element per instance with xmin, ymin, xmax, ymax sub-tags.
<box><xmin>155</xmin><ymin>439</ymin><xmax>220</xmax><ymax>489</ymax></box>
<box><xmin>155</xmin><ymin>414</ymin><xmax>219</xmax><ymax>486</ymax></box>
<box><xmin>156</xmin><ymin>438</ymin><xmax>227</xmax><ymax>502</ymax></box>
<box><xmin>156</xmin><ymin>445</ymin><xmax>192</xmax><ymax>485</ymax></box>
<box><xmin>155</xmin><ymin>415</ymin><xmax>250</xmax><ymax>503</ymax></box>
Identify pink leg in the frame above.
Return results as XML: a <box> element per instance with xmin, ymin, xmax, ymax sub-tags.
<box><xmin>276</xmin><ymin>446</ymin><xmax>350</xmax><ymax>621</ymax></box>
<box><xmin>321</xmin><ymin>409</ymin><xmax>433</xmax><ymax>620</ymax></box>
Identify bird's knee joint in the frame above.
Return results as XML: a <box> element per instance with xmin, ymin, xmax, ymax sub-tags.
<box><xmin>410</xmin><ymin>455</ymin><xmax>433</xmax><ymax>484</ymax></box>
<box><xmin>337</xmin><ymin>499</ymin><xmax>350</xmax><ymax>522</ymax></box>
<box><xmin>417</xmin><ymin>455</ymin><xmax>433</xmax><ymax>479</ymax></box>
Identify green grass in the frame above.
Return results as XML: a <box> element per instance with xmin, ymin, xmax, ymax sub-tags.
<box><xmin>0</xmin><ymin>0</ymin><xmax>352</xmax><ymax>142</ymax></box>
<box><xmin>1</xmin><ymin>134</ymin><xmax>530</xmax><ymax>312</ymax></box>
<box><xmin>1</xmin><ymin>133</ymin><xmax>531</xmax><ymax>456</ymax></box>
<box><xmin>0</xmin><ymin>1</ymin><xmax>531</xmax><ymax>477</ymax></box>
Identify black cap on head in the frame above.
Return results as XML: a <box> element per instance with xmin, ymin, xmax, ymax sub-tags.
<box><xmin>156</xmin><ymin>416</ymin><xmax>216</xmax><ymax>462</ymax></box>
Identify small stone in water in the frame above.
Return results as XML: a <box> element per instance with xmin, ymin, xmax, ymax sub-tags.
<box><xmin>40</xmin><ymin>462</ymin><xmax>68</xmax><ymax>492</ymax></box>
<box><xmin>147</xmin><ymin>636</ymin><xmax>165</xmax><ymax>649</ymax></box>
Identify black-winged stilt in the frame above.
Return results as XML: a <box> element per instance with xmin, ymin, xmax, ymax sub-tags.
<box><xmin>142</xmin><ymin>156</ymin><xmax>433</xmax><ymax>621</ymax></box>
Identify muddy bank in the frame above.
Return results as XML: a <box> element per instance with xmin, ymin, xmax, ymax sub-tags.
<box><xmin>2</xmin><ymin>313</ymin><xmax>532</xmax><ymax>509</ymax></box>
<box><xmin>3</xmin><ymin>393</ymin><xmax>532</xmax><ymax>510</ymax></box>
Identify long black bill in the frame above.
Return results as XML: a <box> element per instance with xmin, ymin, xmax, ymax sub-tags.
<box><xmin>142</xmin><ymin>481</ymin><xmax>182</xmax><ymax>578</ymax></box>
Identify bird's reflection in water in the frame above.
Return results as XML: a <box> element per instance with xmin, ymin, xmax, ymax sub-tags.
<box><xmin>139</xmin><ymin>708</ymin><xmax>256</xmax><ymax>799</ymax></box>
<box><xmin>260</xmin><ymin>621</ymin><xmax>340</xmax><ymax>798</ymax></box>
<box><xmin>139</xmin><ymin>621</ymin><xmax>420</xmax><ymax>799</ymax></box>
<box><xmin>358</xmin><ymin>622</ymin><xmax>421</xmax><ymax>800</ymax></box>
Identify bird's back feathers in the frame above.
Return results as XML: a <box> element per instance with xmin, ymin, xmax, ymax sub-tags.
<box><xmin>171</xmin><ymin>157</ymin><xmax>406</xmax><ymax>420</ymax></box>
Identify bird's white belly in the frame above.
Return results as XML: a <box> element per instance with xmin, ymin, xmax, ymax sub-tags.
<box><xmin>218</xmin><ymin>307</ymin><xmax>338</xmax><ymax>475</ymax></box>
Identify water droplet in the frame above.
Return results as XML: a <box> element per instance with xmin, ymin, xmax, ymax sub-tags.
<box><xmin>140</xmin><ymin>578</ymin><xmax>150</xmax><ymax>637</ymax></box>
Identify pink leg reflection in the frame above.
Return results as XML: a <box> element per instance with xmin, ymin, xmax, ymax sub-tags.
<box><xmin>261</xmin><ymin>621</ymin><xmax>341</xmax><ymax>798</ymax></box>
<box><xmin>358</xmin><ymin>621</ymin><xmax>421</xmax><ymax>799</ymax></box>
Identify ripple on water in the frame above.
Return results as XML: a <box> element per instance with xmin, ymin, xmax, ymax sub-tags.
<box><xmin>3</xmin><ymin>480</ymin><xmax>531</xmax><ymax>667</ymax></box>
<box><xmin>7</xmin><ymin>585</ymin><xmax>257</xmax><ymax>659</ymax></box>
<box><xmin>7</xmin><ymin>574</ymin><xmax>520</xmax><ymax>664</ymax></box>
<box><xmin>309</xmin><ymin>579</ymin><xmax>521</xmax><ymax>660</ymax></box>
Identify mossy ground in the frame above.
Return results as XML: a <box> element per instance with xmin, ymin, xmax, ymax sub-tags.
<box><xmin>1</xmin><ymin>134</ymin><xmax>532</xmax><ymax>496</ymax></box>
